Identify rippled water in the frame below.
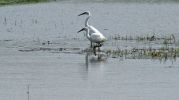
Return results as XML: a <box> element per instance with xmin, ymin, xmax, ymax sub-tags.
<box><xmin>0</xmin><ymin>2</ymin><xmax>179</xmax><ymax>100</ymax></box>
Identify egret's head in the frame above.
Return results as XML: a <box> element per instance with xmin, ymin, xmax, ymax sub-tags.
<box><xmin>78</xmin><ymin>11</ymin><xmax>90</xmax><ymax>16</ymax></box>
<box><xmin>77</xmin><ymin>27</ymin><xmax>88</xmax><ymax>33</ymax></box>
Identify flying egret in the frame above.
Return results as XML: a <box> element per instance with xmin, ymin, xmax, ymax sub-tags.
<box><xmin>78</xmin><ymin>11</ymin><xmax>103</xmax><ymax>47</ymax></box>
<box><xmin>78</xmin><ymin>27</ymin><xmax>107</xmax><ymax>55</ymax></box>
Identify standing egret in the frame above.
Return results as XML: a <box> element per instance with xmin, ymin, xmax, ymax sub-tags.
<box><xmin>78</xmin><ymin>11</ymin><xmax>103</xmax><ymax>47</ymax></box>
<box><xmin>78</xmin><ymin>27</ymin><xmax>107</xmax><ymax>55</ymax></box>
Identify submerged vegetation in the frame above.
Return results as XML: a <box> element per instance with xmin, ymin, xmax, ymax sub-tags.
<box><xmin>0</xmin><ymin>0</ymin><xmax>52</xmax><ymax>5</ymax></box>
<box><xmin>12</xmin><ymin>33</ymin><xmax>179</xmax><ymax>62</ymax></box>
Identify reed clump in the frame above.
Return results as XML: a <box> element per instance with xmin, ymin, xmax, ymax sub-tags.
<box><xmin>105</xmin><ymin>47</ymin><xmax>177</xmax><ymax>60</ymax></box>
<box><xmin>111</xmin><ymin>34</ymin><xmax>176</xmax><ymax>44</ymax></box>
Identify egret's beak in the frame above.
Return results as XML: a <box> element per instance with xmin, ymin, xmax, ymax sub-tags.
<box><xmin>78</xmin><ymin>12</ymin><xmax>88</xmax><ymax>16</ymax></box>
<box><xmin>77</xmin><ymin>28</ymin><xmax>86</xmax><ymax>33</ymax></box>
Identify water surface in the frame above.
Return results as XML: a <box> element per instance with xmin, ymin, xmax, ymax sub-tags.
<box><xmin>0</xmin><ymin>2</ymin><xmax>179</xmax><ymax>100</ymax></box>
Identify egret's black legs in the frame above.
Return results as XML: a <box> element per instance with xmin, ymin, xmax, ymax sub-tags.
<box><xmin>98</xmin><ymin>43</ymin><xmax>102</xmax><ymax>52</ymax></box>
<box><xmin>93</xmin><ymin>45</ymin><xmax>97</xmax><ymax>56</ymax></box>
<box><xmin>90</xmin><ymin>42</ymin><xmax>92</xmax><ymax>48</ymax></box>
<box><xmin>93</xmin><ymin>43</ymin><xmax>103</xmax><ymax>56</ymax></box>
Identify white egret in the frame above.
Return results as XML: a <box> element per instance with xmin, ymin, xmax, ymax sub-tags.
<box><xmin>78</xmin><ymin>27</ymin><xmax>107</xmax><ymax>55</ymax></box>
<box><xmin>78</xmin><ymin>11</ymin><xmax>104</xmax><ymax>47</ymax></box>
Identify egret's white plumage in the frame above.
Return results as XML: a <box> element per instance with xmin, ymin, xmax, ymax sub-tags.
<box><xmin>78</xmin><ymin>27</ymin><xmax>106</xmax><ymax>44</ymax></box>
<box><xmin>78</xmin><ymin>27</ymin><xmax>106</xmax><ymax>55</ymax></box>
<box><xmin>90</xmin><ymin>31</ymin><xmax>106</xmax><ymax>43</ymax></box>
<box><xmin>78</xmin><ymin>11</ymin><xmax>107</xmax><ymax>47</ymax></box>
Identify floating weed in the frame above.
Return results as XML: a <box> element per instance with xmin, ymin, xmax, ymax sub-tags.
<box><xmin>16</xmin><ymin>33</ymin><xmax>179</xmax><ymax>61</ymax></box>
<box><xmin>104</xmin><ymin>47</ymin><xmax>178</xmax><ymax>61</ymax></box>
<box><xmin>18</xmin><ymin>44</ymin><xmax>179</xmax><ymax>61</ymax></box>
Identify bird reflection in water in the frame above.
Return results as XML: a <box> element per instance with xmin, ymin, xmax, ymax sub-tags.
<box><xmin>79</xmin><ymin>51</ymin><xmax>107</xmax><ymax>80</ymax></box>
<box><xmin>85</xmin><ymin>51</ymin><xmax>108</xmax><ymax>69</ymax></box>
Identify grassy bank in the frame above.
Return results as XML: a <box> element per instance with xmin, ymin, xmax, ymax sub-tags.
<box><xmin>0</xmin><ymin>0</ymin><xmax>51</xmax><ymax>5</ymax></box>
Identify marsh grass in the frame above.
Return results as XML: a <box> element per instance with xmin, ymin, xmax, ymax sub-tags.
<box><xmin>104</xmin><ymin>34</ymin><xmax>178</xmax><ymax>61</ymax></box>
<box><xmin>14</xmin><ymin>33</ymin><xmax>179</xmax><ymax>62</ymax></box>
<box><xmin>106</xmin><ymin>47</ymin><xmax>177</xmax><ymax>60</ymax></box>
<box><xmin>17</xmin><ymin>43</ymin><xmax>179</xmax><ymax>61</ymax></box>
<box><xmin>111</xmin><ymin>34</ymin><xmax>176</xmax><ymax>44</ymax></box>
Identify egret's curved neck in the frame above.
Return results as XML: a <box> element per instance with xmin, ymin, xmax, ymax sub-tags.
<box><xmin>86</xmin><ymin>28</ymin><xmax>90</xmax><ymax>39</ymax></box>
<box><xmin>85</xmin><ymin>15</ymin><xmax>90</xmax><ymax>27</ymax></box>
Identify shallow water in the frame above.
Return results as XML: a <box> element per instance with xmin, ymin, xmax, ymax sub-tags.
<box><xmin>0</xmin><ymin>2</ymin><xmax>179</xmax><ymax>100</ymax></box>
